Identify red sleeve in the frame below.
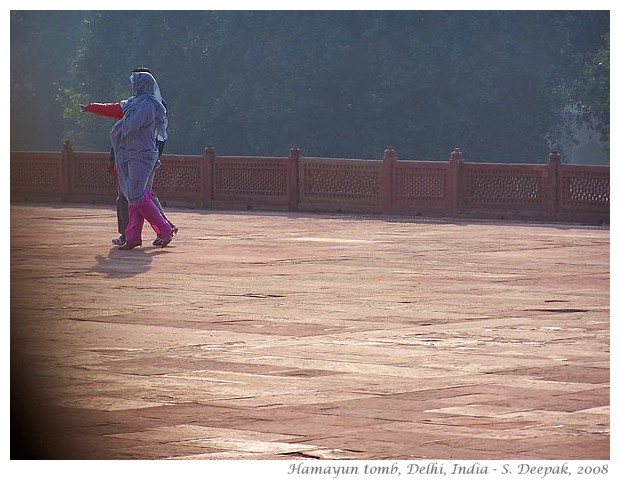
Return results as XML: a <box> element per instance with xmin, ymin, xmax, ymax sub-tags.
<box><xmin>83</xmin><ymin>102</ymin><xmax>124</xmax><ymax>120</ymax></box>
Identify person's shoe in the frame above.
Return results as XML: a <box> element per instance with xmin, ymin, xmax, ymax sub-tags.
<box><xmin>159</xmin><ymin>235</ymin><xmax>173</xmax><ymax>248</ymax></box>
<box><xmin>112</xmin><ymin>234</ymin><xmax>126</xmax><ymax>246</ymax></box>
<box><xmin>118</xmin><ymin>239</ymin><xmax>142</xmax><ymax>250</ymax></box>
<box><xmin>154</xmin><ymin>226</ymin><xmax>177</xmax><ymax>245</ymax></box>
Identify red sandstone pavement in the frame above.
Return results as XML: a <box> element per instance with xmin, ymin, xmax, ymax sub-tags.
<box><xmin>9</xmin><ymin>203</ymin><xmax>611</xmax><ymax>472</ymax></box>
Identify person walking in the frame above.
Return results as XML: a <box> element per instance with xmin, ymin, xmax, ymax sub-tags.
<box><xmin>81</xmin><ymin>67</ymin><xmax>177</xmax><ymax>246</ymax></box>
<box><xmin>108</xmin><ymin>70</ymin><xmax>174</xmax><ymax>250</ymax></box>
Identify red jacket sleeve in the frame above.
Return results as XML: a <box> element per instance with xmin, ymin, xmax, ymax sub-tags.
<box><xmin>83</xmin><ymin>102</ymin><xmax>124</xmax><ymax>120</ymax></box>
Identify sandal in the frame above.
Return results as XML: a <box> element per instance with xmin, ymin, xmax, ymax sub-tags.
<box><xmin>159</xmin><ymin>235</ymin><xmax>173</xmax><ymax>248</ymax></box>
<box><xmin>112</xmin><ymin>234</ymin><xmax>126</xmax><ymax>246</ymax></box>
<box><xmin>118</xmin><ymin>239</ymin><xmax>142</xmax><ymax>250</ymax></box>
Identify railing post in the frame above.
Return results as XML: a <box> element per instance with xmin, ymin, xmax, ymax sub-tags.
<box><xmin>381</xmin><ymin>146</ymin><xmax>396</xmax><ymax>214</ymax></box>
<box><xmin>449</xmin><ymin>147</ymin><xmax>463</xmax><ymax>216</ymax></box>
<box><xmin>202</xmin><ymin>144</ymin><xmax>215</xmax><ymax>208</ymax></box>
<box><xmin>547</xmin><ymin>151</ymin><xmax>561</xmax><ymax>221</ymax></box>
<box><xmin>61</xmin><ymin>140</ymin><xmax>72</xmax><ymax>201</ymax></box>
<box><xmin>287</xmin><ymin>145</ymin><xmax>300</xmax><ymax>211</ymax></box>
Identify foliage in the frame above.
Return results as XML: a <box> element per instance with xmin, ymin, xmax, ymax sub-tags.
<box><xmin>10</xmin><ymin>10</ymin><xmax>609</xmax><ymax>163</ymax></box>
<box><xmin>562</xmin><ymin>32</ymin><xmax>610</xmax><ymax>149</ymax></box>
<box><xmin>10</xmin><ymin>11</ymin><xmax>85</xmax><ymax>151</ymax></box>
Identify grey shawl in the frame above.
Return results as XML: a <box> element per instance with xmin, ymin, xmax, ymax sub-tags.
<box><xmin>110</xmin><ymin>72</ymin><xmax>167</xmax><ymax>202</ymax></box>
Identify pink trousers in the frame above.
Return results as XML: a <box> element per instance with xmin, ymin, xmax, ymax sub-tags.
<box><xmin>124</xmin><ymin>190</ymin><xmax>173</xmax><ymax>242</ymax></box>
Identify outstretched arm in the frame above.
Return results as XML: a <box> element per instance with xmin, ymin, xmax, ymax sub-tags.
<box><xmin>80</xmin><ymin>102</ymin><xmax>124</xmax><ymax>120</ymax></box>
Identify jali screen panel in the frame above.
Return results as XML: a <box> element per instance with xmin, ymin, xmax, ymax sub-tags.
<box><xmin>461</xmin><ymin>162</ymin><xmax>548</xmax><ymax>218</ymax></box>
<box><xmin>70</xmin><ymin>151</ymin><xmax>116</xmax><ymax>201</ymax></box>
<box><xmin>152</xmin><ymin>154</ymin><xmax>204</xmax><ymax>205</ymax></box>
<box><xmin>213</xmin><ymin>156</ymin><xmax>289</xmax><ymax>207</ymax></box>
<box><xmin>299</xmin><ymin>157</ymin><xmax>381</xmax><ymax>211</ymax></box>
<box><xmin>392</xmin><ymin>160</ymin><xmax>451</xmax><ymax>214</ymax></box>
<box><xmin>11</xmin><ymin>151</ymin><xmax>63</xmax><ymax>200</ymax></box>
<box><xmin>557</xmin><ymin>164</ymin><xmax>609</xmax><ymax>222</ymax></box>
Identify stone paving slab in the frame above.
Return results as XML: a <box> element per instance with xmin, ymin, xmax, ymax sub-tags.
<box><xmin>9</xmin><ymin>203</ymin><xmax>610</xmax><ymax>464</ymax></box>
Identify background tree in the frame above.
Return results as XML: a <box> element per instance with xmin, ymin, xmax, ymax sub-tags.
<box><xmin>560</xmin><ymin>31</ymin><xmax>610</xmax><ymax>151</ymax></box>
<box><xmin>10</xmin><ymin>10</ymin><xmax>609</xmax><ymax>163</ymax></box>
<box><xmin>10</xmin><ymin>11</ymin><xmax>84</xmax><ymax>151</ymax></box>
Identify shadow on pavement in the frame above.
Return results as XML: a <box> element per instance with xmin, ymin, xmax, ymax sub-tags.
<box><xmin>90</xmin><ymin>246</ymin><xmax>172</xmax><ymax>278</ymax></box>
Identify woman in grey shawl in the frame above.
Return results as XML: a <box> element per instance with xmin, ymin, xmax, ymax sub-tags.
<box><xmin>110</xmin><ymin>71</ymin><xmax>174</xmax><ymax>250</ymax></box>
